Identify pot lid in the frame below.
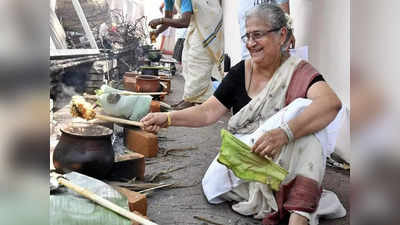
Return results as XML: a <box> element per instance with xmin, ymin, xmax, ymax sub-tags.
<box><xmin>61</xmin><ymin>122</ymin><xmax>113</xmax><ymax>137</ymax></box>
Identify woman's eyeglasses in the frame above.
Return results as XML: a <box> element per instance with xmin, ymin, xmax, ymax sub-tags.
<box><xmin>241</xmin><ymin>27</ymin><xmax>282</xmax><ymax>43</ymax></box>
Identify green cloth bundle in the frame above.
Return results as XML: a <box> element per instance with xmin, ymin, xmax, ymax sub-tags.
<box><xmin>96</xmin><ymin>85</ymin><xmax>152</xmax><ymax>121</ymax></box>
<box><xmin>50</xmin><ymin>172</ymin><xmax>130</xmax><ymax>225</ymax></box>
<box><xmin>218</xmin><ymin>129</ymin><xmax>288</xmax><ymax>191</ymax></box>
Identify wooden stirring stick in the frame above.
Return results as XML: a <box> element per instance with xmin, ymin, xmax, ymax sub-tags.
<box><xmin>95</xmin><ymin>114</ymin><xmax>143</xmax><ymax>127</ymax></box>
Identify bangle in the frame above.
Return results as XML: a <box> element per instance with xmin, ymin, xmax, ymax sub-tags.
<box><xmin>160</xmin><ymin>18</ymin><xmax>164</xmax><ymax>24</ymax></box>
<box><xmin>166</xmin><ymin>112</ymin><xmax>172</xmax><ymax>127</ymax></box>
<box><xmin>279</xmin><ymin>121</ymin><xmax>294</xmax><ymax>143</ymax></box>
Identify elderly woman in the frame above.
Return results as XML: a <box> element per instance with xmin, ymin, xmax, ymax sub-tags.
<box><xmin>141</xmin><ymin>4</ymin><xmax>342</xmax><ymax>225</ymax></box>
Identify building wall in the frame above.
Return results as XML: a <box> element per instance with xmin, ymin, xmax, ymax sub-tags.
<box><xmin>308</xmin><ymin>0</ymin><xmax>350</xmax><ymax>107</ymax></box>
<box><xmin>222</xmin><ymin>0</ymin><xmax>242</xmax><ymax>66</ymax></box>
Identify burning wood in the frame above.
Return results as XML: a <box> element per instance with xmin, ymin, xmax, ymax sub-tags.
<box><xmin>70</xmin><ymin>95</ymin><xmax>96</xmax><ymax>120</ymax></box>
<box><xmin>70</xmin><ymin>95</ymin><xmax>144</xmax><ymax>127</ymax></box>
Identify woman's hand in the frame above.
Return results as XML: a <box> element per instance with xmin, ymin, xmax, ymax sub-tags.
<box><xmin>251</xmin><ymin>128</ymin><xmax>289</xmax><ymax>159</ymax></box>
<box><xmin>140</xmin><ymin>112</ymin><xmax>168</xmax><ymax>134</ymax></box>
<box><xmin>149</xmin><ymin>18</ymin><xmax>162</xmax><ymax>29</ymax></box>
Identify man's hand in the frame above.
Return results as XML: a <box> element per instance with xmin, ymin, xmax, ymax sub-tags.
<box><xmin>251</xmin><ymin>128</ymin><xmax>289</xmax><ymax>159</ymax></box>
<box><xmin>149</xmin><ymin>18</ymin><xmax>162</xmax><ymax>29</ymax></box>
<box><xmin>149</xmin><ymin>30</ymin><xmax>159</xmax><ymax>43</ymax></box>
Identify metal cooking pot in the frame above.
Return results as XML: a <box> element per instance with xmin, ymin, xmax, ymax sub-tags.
<box><xmin>147</xmin><ymin>50</ymin><xmax>162</xmax><ymax>62</ymax></box>
<box><xmin>53</xmin><ymin>123</ymin><xmax>114</xmax><ymax>179</ymax></box>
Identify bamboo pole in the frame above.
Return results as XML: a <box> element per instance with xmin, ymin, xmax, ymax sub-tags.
<box><xmin>95</xmin><ymin>114</ymin><xmax>143</xmax><ymax>127</ymax></box>
<box><xmin>56</xmin><ymin>176</ymin><xmax>158</xmax><ymax>225</ymax></box>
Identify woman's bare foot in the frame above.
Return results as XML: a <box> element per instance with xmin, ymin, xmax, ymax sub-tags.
<box><xmin>288</xmin><ymin>213</ymin><xmax>308</xmax><ymax>225</ymax></box>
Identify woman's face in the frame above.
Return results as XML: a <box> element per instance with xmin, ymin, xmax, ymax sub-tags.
<box><xmin>245</xmin><ymin>16</ymin><xmax>283</xmax><ymax>65</ymax></box>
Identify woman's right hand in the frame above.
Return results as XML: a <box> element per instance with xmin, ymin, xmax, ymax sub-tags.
<box><xmin>140</xmin><ymin>112</ymin><xmax>168</xmax><ymax>133</ymax></box>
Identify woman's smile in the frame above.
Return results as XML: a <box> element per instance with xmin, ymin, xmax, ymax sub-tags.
<box><xmin>250</xmin><ymin>46</ymin><xmax>264</xmax><ymax>58</ymax></box>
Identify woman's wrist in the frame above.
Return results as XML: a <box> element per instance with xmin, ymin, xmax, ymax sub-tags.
<box><xmin>166</xmin><ymin>112</ymin><xmax>172</xmax><ymax>127</ymax></box>
<box><xmin>279</xmin><ymin>121</ymin><xmax>294</xmax><ymax>143</ymax></box>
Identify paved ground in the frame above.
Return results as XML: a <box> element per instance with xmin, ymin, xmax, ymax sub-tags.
<box><xmin>143</xmin><ymin>72</ymin><xmax>350</xmax><ymax>225</ymax></box>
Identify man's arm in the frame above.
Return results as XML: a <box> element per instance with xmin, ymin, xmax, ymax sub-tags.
<box><xmin>161</xmin><ymin>11</ymin><xmax>192</xmax><ymax>28</ymax></box>
<box><xmin>149</xmin><ymin>11</ymin><xmax>191</xmax><ymax>37</ymax></box>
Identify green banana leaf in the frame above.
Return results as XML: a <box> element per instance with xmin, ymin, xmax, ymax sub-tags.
<box><xmin>218</xmin><ymin>129</ymin><xmax>288</xmax><ymax>191</ymax></box>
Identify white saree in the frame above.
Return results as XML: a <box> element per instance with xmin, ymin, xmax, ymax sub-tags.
<box><xmin>202</xmin><ymin>56</ymin><xmax>346</xmax><ymax>224</ymax></box>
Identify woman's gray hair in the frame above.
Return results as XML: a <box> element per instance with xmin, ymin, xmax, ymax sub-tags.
<box><xmin>245</xmin><ymin>3</ymin><xmax>292</xmax><ymax>56</ymax></box>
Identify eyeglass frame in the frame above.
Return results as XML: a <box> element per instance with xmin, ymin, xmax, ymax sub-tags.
<box><xmin>241</xmin><ymin>27</ymin><xmax>282</xmax><ymax>43</ymax></box>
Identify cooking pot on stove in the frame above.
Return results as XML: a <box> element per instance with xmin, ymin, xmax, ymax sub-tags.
<box><xmin>135</xmin><ymin>75</ymin><xmax>161</xmax><ymax>92</ymax></box>
<box><xmin>147</xmin><ymin>50</ymin><xmax>162</xmax><ymax>62</ymax></box>
<box><xmin>53</xmin><ymin>123</ymin><xmax>114</xmax><ymax>179</ymax></box>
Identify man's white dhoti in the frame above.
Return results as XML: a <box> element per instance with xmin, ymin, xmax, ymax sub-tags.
<box><xmin>176</xmin><ymin>0</ymin><xmax>224</xmax><ymax>103</ymax></box>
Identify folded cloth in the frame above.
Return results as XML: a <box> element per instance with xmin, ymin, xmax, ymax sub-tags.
<box><xmin>218</xmin><ymin>129</ymin><xmax>288</xmax><ymax>191</ymax></box>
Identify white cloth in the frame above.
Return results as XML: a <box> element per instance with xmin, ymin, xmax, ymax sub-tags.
<box><xmin>202</xmin><ymin>98</ymin><xmax>346</xmax><ymax>223</ymax></box>
<box><xmin>181</xmin><ymin>25</ymin><xmax>215</xmax><ymax>102</ymax></box>
<box><xmin>175</xmin><ymin>27</ymin><xmax>187</xmax><ymax>40</ymax></box>
<box><xmin>289</xmin><ymin>46</ymin><xmax>309</xmax><ymax>61</ymax></box>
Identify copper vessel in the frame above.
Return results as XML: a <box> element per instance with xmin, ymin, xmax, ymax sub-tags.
<box><xmin>123</xmin><ymin>71</ymin><xmax>139</xmax><ymax>92</ymax></box>
<box><xmin>135</xmin><ymin>75</ymin><xmax>161</xmax><ymax>92</ymax></box>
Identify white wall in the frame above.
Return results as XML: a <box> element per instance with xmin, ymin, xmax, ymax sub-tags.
<box><xmin>222</xmin><ymin>0</ymin><xmax>242</xmax><ymax>66</ymax></box>
<box><xmin>290</xmin><ymin>0</ymin><xmax>313</xmax><ymax>48</ymax></box>
<box><xmin>308</xmin><ymin>0</ymin><xmax>350</xmax><ymax>107</ymax></box>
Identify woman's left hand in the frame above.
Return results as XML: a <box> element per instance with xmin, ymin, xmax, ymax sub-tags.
<box><xmin>251</xmin><ymin>128</ymin><xmax>289</xmax><ymax>159</ymax></box>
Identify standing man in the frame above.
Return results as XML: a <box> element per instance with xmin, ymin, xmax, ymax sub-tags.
<box><xmin>149</xmin><ymin>0</ymin><xmax>224</xmax><ymax>110</ymax></box>
<box><xmin>238</xmin><ymin>0</ymin><xmax>294</xmax><ymax>60</ymax></box>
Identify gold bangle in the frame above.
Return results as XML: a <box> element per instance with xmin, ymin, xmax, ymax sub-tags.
<box><xmin>166</xmin><ymin>112</ymin><xmax>172</xmax><ymax>127</ymax></box>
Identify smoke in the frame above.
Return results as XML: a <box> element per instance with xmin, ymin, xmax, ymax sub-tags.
<box><xmin>54</xmin><ymin>83</ymin><xmax>79</xmax><ymax>109</ymax></box>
